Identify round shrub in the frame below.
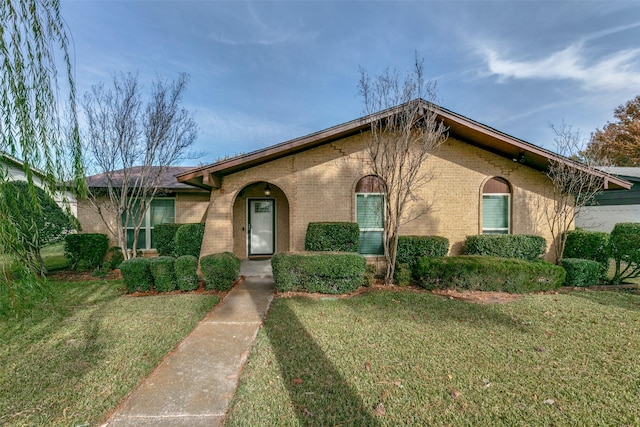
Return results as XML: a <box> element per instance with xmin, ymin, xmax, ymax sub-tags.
<box><xmin>175</xmin><ymin>255</ymin><xmax>199</xmax><ymax>291</ymax></box>
<box><xmin>200</xmin><ymin>252</ymin><xmax>240</xmax><ymax>291</ymax></box>
<box><xmin>120</xmin><ymin>258</ymin><xmax>153</xmax><ymax>293</ymax></box>
<box><xmin>305</xmin><ymin>222</ymin><xmax>360</xmax><ymax>252</ymax></box>
<box><xmin>149</xmin><ymin>256</ymin><xmax>177</xmax><ymax>292</ymax></box>
<box><xmin>174</xmin><ymin>223</ymin><xmax>205</xmax><ymax>258</ymax></box>
<box><xmin>464</xmin><ymin>234</ymin><xmax>546</xmax><ymax>261</ymax></box>
<box><xmin>562</xmin><ymin>258</ymin><xmax>603</xmax><ymax>287</ymax></box>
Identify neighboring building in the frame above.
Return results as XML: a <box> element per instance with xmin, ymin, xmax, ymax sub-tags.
<box><xmin>0</xmin><ymin>151</ymin><xmax>77</xmax><ymax>216</ymax></box>
<box><xmin>173</xmin><ymin>101</ymin><xmax>629</xmax><ymax>262</ymax></box>
<box><xmin>576</xmin><ymin>167</ymin><xmax>640</xmax><ymax>232</ymax></box>
<box><xmin>77</xmin><ymin>101</ymin><xmax>630</xmax><ymax>260</ymax></box>
<box><xmin>78</xmin><ymin>166</ymin><xmax>210</xmax><ymax>254</ymax></box>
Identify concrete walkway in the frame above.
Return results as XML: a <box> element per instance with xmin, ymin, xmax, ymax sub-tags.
<box><xmin>103</xmin><ymin>260</ymin><xmax>274</xmax><ymax>427</ymax></box>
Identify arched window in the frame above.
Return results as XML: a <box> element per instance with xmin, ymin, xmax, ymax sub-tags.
<box><xmin>355</xmin><ymin>176</ymin><xmax>385</xmax><ymax>255</ymax></box>
<box><xmin>482</xmin><ymin>177</ymin><xmax>511</xmax><ymax>234</ymax></box>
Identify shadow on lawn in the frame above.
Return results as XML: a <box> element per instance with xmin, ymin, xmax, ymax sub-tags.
<box><xmin>264</xmin><ymin>300</ymin><xmax>379</xmax><ymax>427</ymax></box>
<box><xmin>569</xmin><ymin>288</ymin><xmax>640</xmax><ymax>312</ymax></box>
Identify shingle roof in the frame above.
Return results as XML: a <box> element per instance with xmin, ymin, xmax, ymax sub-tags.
<box><xmin>85</xmin><ymin>166</ymin><xmax>204</xmax><ymax>191</ymax></box>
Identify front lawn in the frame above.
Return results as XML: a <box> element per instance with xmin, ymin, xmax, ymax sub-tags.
<box><xmin>226</xmin><ymin>289</ymin><xmax>640</xmax><ymax>426</ymax></box>
<box><xmin>0</xmin><ymin>278</ymin><xmax>219</xmax><ymax>426</ymax></box>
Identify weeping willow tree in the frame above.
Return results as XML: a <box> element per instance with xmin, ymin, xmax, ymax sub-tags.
<box><xmin>1</xmin><ymin>0</ymin><xmax>84</xmax><ymax>310</ymax></box>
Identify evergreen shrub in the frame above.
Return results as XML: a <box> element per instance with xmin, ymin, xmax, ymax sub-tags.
<box><xmin>200</xmin><ymin>252</ymin><xmax>240</xmax><ymax>291</ymax></box>
<box><xmin>415</xmin><ymin>255</ymin><xmax>565</xmax><ymax>293</ymax></box>
<box><xmin>175</xmin><ymin>255</ymin><xmax>199</xmax><ymax>291</ymax></box>
<box><xmin>64</xmin><ymin>233</ymin><xmax>109</xmax><ymax>270</ymax></box>
<box><xmin>149</xmin><ymin>256</ymin><xmax>176</xmax><ymax>292</ymax></box>
<box><xmin>271</xmin><ymin>252</ymin><xmax>366</xmax><ymax>294</ymax></box>
<box><xmin>464</xmin><ymin>234</ymin><xmax>546</xmax><ymax>261</ymax></box>
<box><xmin>174</xmin><ymin>223</ymin><xmax>205</xmax><ymax>258</ymax></box>
<box><xmin>304</xmin><ymin>222</ymin><xmax>360</xmax><ymax>252</ymax></box>
<box><xmin>154</xmin><ymin>223</ymin><xmax>182</xmax><ymax>256</ymax></box>
<box><xmin>562</xmin><ymin>258</ymin><xmax>603</xmax><ymax>287</ymax></box>
<box><xmin>120</xmin><ymin>258</ymin><xmax>154</xmax><ymax>293</ymax></box>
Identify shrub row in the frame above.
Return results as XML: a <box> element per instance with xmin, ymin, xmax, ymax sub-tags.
<box><xmin>119</xmin><ymin>255</ymin><xmax>199</xmax><ymax>293</ymax></box>
<box><xmin>200</xmin><ymin>252</ymin><xmax>240</xmax><ymax>291</ymax></box>
<box><xmin>154</xmin><ymin>223</ymin><xmax>205</xmax><ymax>258</ymax></box>
<box><xmin>304</xmin><ymin>222</ymin><xmax>360</xmax><ymax>252</ymax></box>
<box><xmin>415</xmin><ymin>255</ymin><xmax>565</xmax><ymax>293</ymax></box>
<box><xmin>464</xmin><ymin>234</ymin><xmax>546</xmax><ymax>261</ymax></box>
<box><xmin>272</xmin><ymin>252</ymin><xmax>366</xmax><ymax>294</ymax></box>
<box><xmin>64</xmin><ymin>233</ymin><xmax>109</xmax><ymax>270</ymax></box>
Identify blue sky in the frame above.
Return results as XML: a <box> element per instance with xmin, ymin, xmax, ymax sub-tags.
<box><xmin>61</xmin><ymin>1</ymin><xmax>640</xmax><ymax>166</ymax></box>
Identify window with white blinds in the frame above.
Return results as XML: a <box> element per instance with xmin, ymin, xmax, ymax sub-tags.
<box><xmin>356</xmin><ymin>193</ymin><xmax>384</xmax><ymax>255</ymax></box>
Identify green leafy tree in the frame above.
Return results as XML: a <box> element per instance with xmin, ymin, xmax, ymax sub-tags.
<box><xmin>1</xmin><ymin>0</ymin><xmax>84</xmax><ymax>308</ymax></box>
<box><xmin>0</xmin><ymin>181</ymin><xmax>77</xmax><ymax>274</ymax></box>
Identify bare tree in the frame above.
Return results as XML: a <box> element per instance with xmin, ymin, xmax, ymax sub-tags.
<box><xmin>545</xmin><ymin>123</ymin><xmax>606</xmax><ymax>264</ymax></box>
<box><xmin>358</xmin><ymin>56</ymin><xmax>448</xmax><ymax>284</ymax></box>
<box><xmin>82</xmin><ymin>72</ymin><xmax>198</xmax><ymax>259</ymax></box>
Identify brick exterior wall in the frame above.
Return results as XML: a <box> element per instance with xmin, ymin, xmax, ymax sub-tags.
<box><xmin>76</xmin><ymin>192</ymin><xmax>210</xmax><ymax>248</ymax></box>
<box><xmin>199</xmin><ymin>131</ymin><xmax>561</xmax><ymax>261</ymax></box>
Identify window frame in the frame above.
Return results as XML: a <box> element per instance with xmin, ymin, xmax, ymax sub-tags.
<box><xmin>482</xmin><ymin>192</ymin><xmax>511</xmax><ymax>235</ymax></box>
<box><xmin>124</xmin><ymin>197</ymin><xmax>176</xmax><ymax>250</ymax></box>
<box><xmin>355</xmin><ymin>192</ymin><xmax>385</xmax><ymax>255</ymax></box>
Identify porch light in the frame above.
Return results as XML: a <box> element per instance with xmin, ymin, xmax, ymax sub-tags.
<box><xmin>264</xmin><ymin>183</ymin><xmax>271</xmax><ymax>196</ymax></box>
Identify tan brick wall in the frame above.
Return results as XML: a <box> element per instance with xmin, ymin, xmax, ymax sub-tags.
<box><xmin>200</xmin><ymin>130</ymin><xmax>561</xmax><ymax>261</ymax></box>
<box><xmin>77</xmin><ymin>192</ymin><xmax>210</xmax><ymax>249</ymax></box>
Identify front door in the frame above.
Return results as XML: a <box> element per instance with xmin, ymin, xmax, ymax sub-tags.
<box><xmin>248</xmin><ymin>199</ymin><xmax>275</xmax><ymax>256</ymax></box>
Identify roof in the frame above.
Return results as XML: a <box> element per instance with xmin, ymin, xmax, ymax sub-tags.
<box><xmin>176</xmin><ymin>100</ymin><xmax>631</xmax><ymax>191</ymax></box>
<box><xmin>1</xmin><ymin>151</ymin><xmax>47</xmax><ymax>179</ymax></box>
<box><xmin>86</xmin><ymin>166</ymin><xmax>207</xmax><ymax>192</ymax></box>
<box><xmin>597</xmin><ymin>167</ymin><xmax>640</xmax><ymax>181</ymax></box>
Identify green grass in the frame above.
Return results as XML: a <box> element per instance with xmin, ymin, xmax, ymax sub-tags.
<box><xmin>0</xmin><ymin>278</ymin><xmax>219</xmax><ymax>426</ymax></box>
<box><xmin>41</xmin><ymin>241</ymin><xmax>69</xmax><ymax>271</ymax></box>
<box><xmin>225</xmin><ymin>289</ymin><xmax>640</xmax><ymax>426</ymax></box>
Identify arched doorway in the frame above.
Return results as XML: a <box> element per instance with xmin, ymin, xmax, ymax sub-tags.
<box><xmin>232</xmin><ymin>182</ymin><xmax>290</xmax><ymax>258</ymax></box>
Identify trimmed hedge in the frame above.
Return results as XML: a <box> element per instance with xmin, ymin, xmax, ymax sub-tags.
<box><xmin>175</xmin><ymin>255</ymin><xmax>199</xmax><ymax>291</ymax></box>
<box><xmin>64</xmin><ymin>233</ymin><xmax>109</xmax><ymax>270</ymax></box>
<box><xmin>120</xmin><ymin>258</ymin><xmax>154</xmax><ymax>293</ymax></box>
<box><xmin>174</xmin><ymin>223</ymin><xmax>205</xmax><ymax>258</ymax></box>
<box><xmin>396</xmin><ymin>235</ymin><xmax>449</xmax><ymax>270</ymax></box>
<box><xmin>154</xmin><ymin>223</ymin><xmax>182</xmax><ymax>256</ymax></box>
<box><xmin>149</xmin><ymin>256</ymin><xmax>177</xmax><ymax>292</ymax></box>
<box><xmin>415</xmin><ymin>255</ymin><xmax>565</xmax><ymax>293</ymax></box>
<box><xmin>563</xmin><ymin>229</ymin><xmax>609</xmax><ymax>268</ymax></box>
<box><xmin>304</xmin><ymin>222</ymin><xmax>360</xmax><ymax>252</ymax></box>
<box><xmin>562</xmin><ymin>258</ymin><xmax>603</xmax><ymax>287</ymax></box>
<box><xmin>200</xmin><ymin>252</ymin><xmax>240</xmax><ymax>291</ymax></box>
<box><xmin>464</xmin><ymin>234</ymin><xmax>546</xmax><ymax>261</ymax></box>
<box><xmin>271</xmin><ymin>252</ymin><xmax>366</xmax><ymax>294</ymax></box>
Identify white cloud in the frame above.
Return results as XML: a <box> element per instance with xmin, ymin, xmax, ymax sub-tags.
<box><xmin>482</xmin><ymin>42</ymin><xmax>640</xmax><ymax>92</ymax></box>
